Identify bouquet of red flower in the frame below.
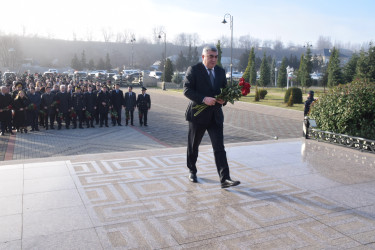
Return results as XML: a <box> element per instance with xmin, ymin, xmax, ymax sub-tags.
<box><xmin>110</xmin><ymin>110</ymin><xmax>118</xmax><ymax>119</ymax></box>
<box><xmin>28</xmin><ymin>103</ymin><xmax>37</xmax><ymax>111</ymax></box>
<box><xmin>85</xmin><ymin>110</ymin><xmax>92</xmax><ymax>120</ymax></box>
<box><xmin>58</xmin><ymin>112</ymin><xmax>64</xmax><ymax>120</ymax></box>
<box><xmin>193</xmin><ymin>77</ymin><xmax>251</xmax><ymax>116</ymax></box>
<box><xmin>2</xmin><ymin>105</ymin><xmax>13</xmax><ymax>111</ymax></box>
<box><xmin>70</xmin><ymin>109</ymin><xmax>77</xmax><ymax>118</ymax></box>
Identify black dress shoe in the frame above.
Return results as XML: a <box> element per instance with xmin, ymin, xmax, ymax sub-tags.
<box><xmin>188</xmin><ymin>173</ymin><xmax>198</xmax><ymax>183</ymax></box>
<box><xmin>221</xmin><ymin>179</ymin><xmax>240</xmax><ymax>188</ymax></box>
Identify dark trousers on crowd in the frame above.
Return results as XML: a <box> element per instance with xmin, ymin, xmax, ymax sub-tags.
<box><xmin>1</xmin><ymin>120</ymin><xmax>12</xmax><ymax>134</ymax></box>
<box><xmin>187</xmin><ymin>120</ymin><xmax>230</xmax><ymax>183</ymax></box>
<box><xmin>57</xmin><ymin>112</ymin><xmax>70</xmax><ymax>129</ymax></box>
<box><xmin>95</xmin><ymin>108</ymin><xmax>100</xmax><ymax>125</ymax></box>
<box><xmin>139</xmin><ymin>109</ymin><xmax>148</xmax><ymax>125</ymax></box>
<box><xmin>44</xmin><ymin>111</ymin><xmax>56</xmax><ymax>129</ymax></box>
<box><xmin>72</xmin><ymin>110</ymin><xmax>84</xmax><ymax>128</ymax></box>
<box><xmin>85</xmin><ymin>111</ymin><xmax>95</xmax><ymax>128</ymax></box>
<box><xmin>125</xmin><ymin>109</ymin><xmax>134</xmax><ymax>125</ymax></box>
<box><xmin>99</xmin><ymin>110</ymin><xmax>109</xmax><ymax>127</ymax></box>
<box><xmin>111</xmin><ymin>107</ymin><xmax>122</xmax><ymax>125</ymax></box>
<box><xmin>29</xmin><ymin>110</ymin><xmax>39</xmax><ymax>130</ymax></box>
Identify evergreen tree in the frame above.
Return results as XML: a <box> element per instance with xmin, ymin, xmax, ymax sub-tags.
<box><xmin>355</xmin><ymin>49</ymin><xmax>369</xmax><ymax>80</ymax></box>
<box><xmin>81</xmin><ymin>50</ymin><xmax>87</xmax><ymax>70</ymax></box>
<box><xmin>97</xmin><ymin>58</ymin><xmax>105</xmax><ymax>70</ymax></box>
<box><xmin>327</xmin><ymin>47</ymin><xmax>343</xmax><ymax>87</ymax></box>
<box><xmin>105</xmin><ymin>53</ymin><xmax>112</xmax><ymax>71</ymax></box>
<box><xmin>250</xmin><ymin>61</ymin><xmax>257</xmax><ymax>86</ymax></box>
<box><xmin>259</xmin><ymin>52</ymin><xmax>270</xmax><ymax>87</ymax></box>
<box><xmin>243</xmin><ymin>47</ymin><xmax>255</xmax><ymax>83</ymax></box>
<box><xmin>343</xmin><ymin>53</ymin><xmax>359</xmax><ymax>83</ymax></box>
<box><xmin>71</xmin><ymin>53</ymin><xmax>81</xmax><ymax>70</ymax></box>
<box><xmin>186</xmin><ymin>44</ymin><xmax>193</xmax><ymax>66</ymax></box>
<box><xmin>163</xmin><ymin>58</ymin><xmax>174</xmax><ymax>82</ymax></box>
<box><xmin>216</xmin><ymin>40</ymin><xmax>223</xmax><ymax>67</ymax></box>
<box><xmin>88</xmin><ymin>59</ymin><xmax>95</xmax><ymax>71</ymax></box>
<box><xmin>175</xmin><ymin>51</ymin><xmax>187</xmax><ymax>72</ymax></box>
<box><xmin>297</xmin><ymin>54</ymin><xmax>306</xmax><ymax>86</ymax></box>
<box><xmin>270</xmin><ymin>58</ymin><xmax>276</xmax><ymax>87</ymax></box>
<box><xmin>238</xmin><ymin>50</ymin><xmax>250</xmax><ymax>72</ymax></box>
<box><xmin>192</xmin><ymin>46</ymin><xmax>199</xmax><ymax>65</ymax></box>
<box><xmin>277</xmin><ymin>57</ymin><xmax>287</xmax><ymax>88</ymax></box>
<box><xmin>367</xmin><ymin>43</ymin><xmax>375</xmax><ymax>81</ymax></box>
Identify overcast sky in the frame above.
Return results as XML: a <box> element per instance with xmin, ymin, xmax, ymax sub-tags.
<box><xmin>1</xmin><ymin>0</ymin><xmax>373</xmax><ymax>47</ymax></box>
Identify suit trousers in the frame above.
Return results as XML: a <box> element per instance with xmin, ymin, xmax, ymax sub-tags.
<box><xmin>187</xmin><ymin>119</ymin><xmax>230</xmax><ymax>182</ymax></box>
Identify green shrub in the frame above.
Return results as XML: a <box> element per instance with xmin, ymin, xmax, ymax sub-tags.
<box><xmin>284</xmin><ymin>87</ymin><xmax>303</xmax><ymax>103</ymax></box>
<box><xmin>254</xmin><ymin>85</ymin><xmax>260</xmax><ymax>101</ymax></box>
<box><xmin>310</xmin><ymin>80</ymin><xmax>375</xmax><ymax>139</ymax></box>
<box><xmin>259</xmin><ymin>89</ymin><xmax>268</xmax><ymax>99</ymax></box>
<box><xmin>172</xmin><ymin>72</ymin><xmax>183</xmax><ymax>84</ymax></box>
<box><xmin>287</xmin><ymin>91</ymin><xmax>294</xmax><ymax>107</ymax></box>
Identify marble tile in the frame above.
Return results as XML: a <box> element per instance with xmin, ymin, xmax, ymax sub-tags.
<box><xmin>96</xmin><ymin>218</ymin><xmax>179</xmax><ymax>249</ymax></box>
<box><xmin>22</xmin><ymin>228</ymin><xmax>102</xmax><ymax>250</ymax></box>
<box><xmin>0</xmin><ymin>240</ymin><xmax>21</xmax><ymax>250</ymax></box>
<box><xmin>0</xmin><ymin>214</ymin><xmax>22</xmax><ymax>242</ymax></box>
<box><xmin>314</xmin><ymin>186</ymin><xmax>375</xmax><ymax>208</ymax></box>
<box><xmin>0</xmin><ymin>168</ymin><xmax>23</xmax><ymax>182</ymax></box>
<box><xmin>284</xmin><ymin>173</ymin><xmax>342</xmax><ymax>191</ymax></box>
<box><xmin>0</xmin><ymin>195</ymin><xmax>22</xmax><ymax>216</ymax></box>
<box><xmin>23</xmin><ymin>175</ymin><xmax>76</xmax><ymax>194</ymax></box>
<box><xmin>24</xmin><ymin>164</ymin><xmax>70</xmax><ymax>180</ymax></box>
<box><xmin>23</xmin><ymin>189</ymin><xmax>84</xmax><ymax>212</ymax></box>
<box><xmin>0</xmin><ymin>179</ymin><xmax>23</xmax><ymax>197</ymax></box>
<box><xmin>23</xmin><ymin>206</ymin><xmax>93</xmax><ymax>239</ymax></box>
<box><xmin>23</xmin><ymin>161</ymin><xmax>70</xmax><ymax>169</ymax></box>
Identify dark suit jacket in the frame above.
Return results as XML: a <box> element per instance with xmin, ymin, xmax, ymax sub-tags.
<box><xmin>183</xmin><ymin>62</ymin><xmax>227</xmax><ymax>126</ymax></box>
<box><xmin>110</xmin><ymin>89</ymin><xmax>124</xmax><ymax>109</ymax></box>
<box><xmin>124</xmin><ymin>92</ymin><xmax>137</xmax><ymax>110</ymax></box>
<box><xmin>136</xmin><ymin>94</ymin><xmax>151</xmax><ymax>111</ymax></box>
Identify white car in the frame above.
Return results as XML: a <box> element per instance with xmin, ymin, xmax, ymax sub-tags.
<box><xmin>149</xmin><ymin>71</ymin><xmax>162</xmax><ymax>79</ymax></box>
<box><xmin>226</xmin><ymin>71</ymin><xmax>243</xmax><ymax>79</ymax></box>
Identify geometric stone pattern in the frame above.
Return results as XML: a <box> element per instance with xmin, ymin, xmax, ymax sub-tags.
<box><xmin>65</xmin><ymin>145</ymin><xmax>375</xmax><ymax>248</ymax></box>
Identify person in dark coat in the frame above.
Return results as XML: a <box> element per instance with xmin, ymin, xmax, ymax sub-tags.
<box><xmin>110</xmin><ymin>83</ymin><xmax>124</xmax><ymax>126</ymax></box>
<box><xmin>27</xmin><ymin>87</ymin><xmax>41</xmax><ymax>131</ymax></box>
<box><xmin>72</xmin><ymin>86</ymin><xmax>86</xmax><ymax>129</ymax></box>
<box><xmin>183</xmin><ymin>45</ymin><xmax>240</xmax><ymax>188</ymax></box>
<box><xmin>55</xmin><ymin>84</ymin><xmax>72</xmax><ymax>130</ymax></box>
<box><xmin>13</xmin><ymin>90</ymin><xmax>30</xmax><ymax>133</ymax></box>
<box><xmin>0</xmin><ymin>86</ymin><xmax>14</xmax><ymax>135</ymax></box>
<box><xmin>304</xmin><ymin>90</ymin><xmax>316</xmax><ymax>116</ymax></box>
<box><xmin>84</xmin><ymin>85</ymin><xmax>97</xmax><ymax>128</ymax></box>
<box><xmin>136</xmin><ymin>87</ymin><xmax>151</xmax><ymax>126</ymax></box>
<box><xmin>40</xmin><ymin>86</ymin><xmax>55</xmax><ymax>129</ymax></box>
<box><xmin>123</xmin><ymin>86</ymin><xmax>137</xmax><ymax>126</ymax></box>
<box><xmin>96</xmin><ymin>85</ymin><xmax>111</xmax><ymax>127</ymax></box>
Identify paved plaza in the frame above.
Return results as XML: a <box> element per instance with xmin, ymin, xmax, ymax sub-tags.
<box><xmin>1</xmin><ymin>89</ymin><xmax>375</xmax><ymax>249</ymax></box>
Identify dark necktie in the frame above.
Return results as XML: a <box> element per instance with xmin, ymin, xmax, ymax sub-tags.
<box><xmin>208</xmin><ymin>69</ymin><xmax>214</xmax><ymax>87</ymax></box>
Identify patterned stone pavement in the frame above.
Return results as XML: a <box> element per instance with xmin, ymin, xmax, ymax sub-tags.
<box><xmin>1</xmin><ymin>138</ymin><xmax>375</xmax><ymax>249</ymax></box>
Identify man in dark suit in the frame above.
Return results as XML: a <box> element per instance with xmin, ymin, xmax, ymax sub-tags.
<box><xmin>0</xmin><ymin>86</ymin><xmax>14</xmax><ymax>136</ymax></box>
<box><xmin>123</xmin><ymin>86</ymin><xmax>137</xmax><ymax>126</ymax></box>
<box><xmin>136</xmin><ymin>87</ymin><xmax>151</xmax><ymax>126</ymax></box>
<box><xmin>55</xmin><ymin>85</ymin><xmax>72</xmax><ymax>130</ymax></box>
<box><xmin>97</xmin><ymin>85</ymin><xmax>111</xmax><ymax>127</ymax></box>
<box><xmin>110</xmin><ymin>83</ymin><xmax>124</xmax><ymax>126</ymax></box>
<box><xmin>183</xmin><ymin>45</ymin><xmax>240</xmax><ymax>188</ymax></box>
<box><xmin>84</xmin><ymin>85</ymin><xmax>97</xmax><ymax>128</ymax></box>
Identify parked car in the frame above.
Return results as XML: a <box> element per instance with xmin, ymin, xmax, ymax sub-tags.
<box><xmin>48</xmin><ymin>69</ymin><xmax>58</xmax><ymax>74</ymax></box>
<box><xmin>74</xmin><ymin>71</ymin><xmax>87</xmax><ymax>81</ymax></box>
<box><xmin>149</xmin><ymin>71</ymin><xmax>162</xmax><ymax>79</ymax></box>
<box><xmin>226</xmin><ymin>71</ymin><xmax>243</xmax><ymax>79</ymax></box>
<box><xmin>126</xmin><ymin>72</ymin><xmax>141</xmax><ymax>82</ymax></box>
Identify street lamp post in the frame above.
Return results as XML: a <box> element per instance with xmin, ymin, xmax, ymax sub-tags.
<box><xmin>274</xmin><ymin>67</ymin><xmax>278</xmax><ymax>87</ymax></box>
<box><xmin>158</xmin><ymin>31</ymin><xmax>167</xmax><ymax>90</ymax></box>
<box><xmin>222</xmin><ymin>13</ymin><xmax>233</xmax><ymax>84</ymax></box>
<box><xmin>130</xmin><ymin>37</ymin><xmax>136</xmax><ymax>68</ymax></box>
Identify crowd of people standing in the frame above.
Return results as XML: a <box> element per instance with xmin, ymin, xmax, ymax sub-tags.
<box><xmin>0</xmin><ymin>73</ymin><xmax>151</xmax><ymax>136</ymax></box>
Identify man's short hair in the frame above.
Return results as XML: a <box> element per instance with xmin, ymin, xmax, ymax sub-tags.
<box><xmin>202</xmin><ymin>45</ymin><xmax>217</xmax><ymax>55</ymax></box>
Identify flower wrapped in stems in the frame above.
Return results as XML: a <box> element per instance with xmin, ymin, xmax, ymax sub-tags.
<box><xmin>85</xmin><ymin>110</ymin><xmax>92</xmax><ymax>120</ymax></box>
<box><xmin>2</xmin><ymin>105</ymin><xmax>13</xmax><ymax>111</ymax></box>
<box><xmin>193</xmin><ymin>77</ymin><xmax>251</xmax><ymax>116</ymax></box>
<box><xmin>58</xmin><ymin>112</ymin><xmax>64</xmax><ymax>120</ymax></box>
<box><xmin>28</xmin><ymin>103</ymin><xmax>37</xmax><ymax>111</ymax></box>
<box><xmin>110</xmin><ymin>110</ymin><xmax>118</xmax><ymax>119</ymax></box>
<box><xmin>70</xmin><ymin>109</ymin><xmax>77</xmax><ymax>119</ymax></box>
